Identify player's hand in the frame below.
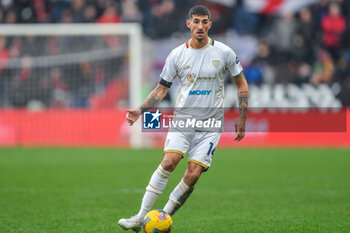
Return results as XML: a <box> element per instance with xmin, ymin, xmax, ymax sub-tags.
<box><xmin>234</xmin><ymin>117</ymin><xmax>246</xmax><ymax>142</ymax></box>
<box><xmin>126</xmin><ymin>109</ymin><xmax>142</xmax><ymax>126</ymax></box>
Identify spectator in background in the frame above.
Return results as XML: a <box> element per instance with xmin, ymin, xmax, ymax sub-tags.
<box><xmin>269</xmin><ymin>11</ymin><xmax>296</xmax><ymax>60</ymax></box>
<box><xmin>94</xmin><ymin>0</ymin><xmax>113</xmax><ymax>17</ymax></box>
<box><xmin>291</xmin><ymin>34</ymin><xmax>311</xmax><ymax>64</ymax></box>
<box><xmin>295</xmin><ymin>62</ymin><xmax>313</xmax><ymax>85</ymax></box>
<box><xmin>60</xmin><ymin>8</ymin><xmax>73</xmax><ymax>23</ymax></box>
<box><xmin>8</xmin><ymin>37</ymin><xmax>21</xmax><ymax>58</ymax></box>
<box><xmin>342</xmin><ymin>14</ymin><xmax>350</xmax><ymax>61</ymax></box>
<box><xmin>32</xmin><ymin>0</ymin><xmax>48</xmax><ymax>22</ymax></box>
<box><xmin>256</xmin><ymin>40</ymin><xmax>274</xmax><ymax>64</ymax></box>
<box><xmin>70</xmin><ymin>61</ymin><xmax>94</xmax><ymax>108</ymax></box>
<box><xmin>71</xmin><ymin>0</ymin><xmax>86</xmax><ymax>22</ymax></box>
<box><xmin>172</xmin><ymin>0</ymin><xmax>195</xmax><ymax>32</ymax></box>
<box><xmin>83</xmin><ymin>4</ymin><xmax>98</xmax><ymax>22</ymax></box>
<box><xmin>310</xmin><ymin>49</ymin><xmax>334</xmax><ymax>85</ymax></box>
<box><xmin>0</xmin><ymin>36</ymin><xmax>9</xmax><ymax>73</ymax></box>
<box><xmin>244</xmin><ymin>58</ymin><xmax>263</xmax><ymax>84</ymax></box>
<box><xmin>138</xmin><ymin>0</ymin><xmax>177</xmax><ymax>39</ymax></box>
<box><xmin>21</xmin><ymin>36</ymin><xmax>43</xmax><ymax>56</ymax></box>
<box><xmin>249</xmin><ymin>40</ymin><xmax>276</xmax><ymax>84</ymax></box>
<box><xmin>335</xmin><ymin>57</ymin><xmax>350</xmax><ymax>105</ymax></box>
<box><xmin>46</xmin><ymin>0</ymin><xmax>70</xmax><ymax>23</ymax></box>
<box><xmin>334</xmin><ymin>0</ymin><xmax>350</xmax><ymax>22</ymax></box>
<box><xmin>45</xmin><ymin>36</ymin><xmax>60</xmax><ymax>55</ymax></box>
<box><xmin>9</xmin><ymin>56</ymin><xmax>33</xmax><ymax>107</ymax></box>
<box><xmin>311</xmin><ymin>0</ymin><xmax>329</xmax><ymax>30</ymax></box>
<box><xmin>0</xmin><ymin>9</ymin><xmax>4</xmax><ymax>23</ymax></box>
<box><xmin>5</xmin><ymin>10</ymin><xmax>17</xmax><ymax>24</ymax></box>
<box><xmin>233</xmin><ymin>1</ymin><xmax>259</xmax><ymax>35</ymax></box>
<box><xmin>48</xmin><ymin>68</ymin><xmax>70</xmax><ymax>108</ymax></box>
<box><xmin>96</xmin><ymin>3</ymin><xmax>122</xmax><ymax>49</ymax></box>
<box><xmin>97</xmin><ymin>3</ymin><xmax>121</xmax><ymax>23</ymax></box>
<box><xmin>0</xmin><ymin>36</ymin><xmax>10</xmax><ymax>106</ymax></box>
<box><xmin>336</xmin><ymin>78</ymin><xmax>350</xmax><ymax>105</ymax></box>
<box><xmin>294</xmin><ymin>8</ymin><xmax>316</xmax><ymax>63</ymax></box>
<box><xmin>321</xmin><ymin>2</ymin><xmax>345</xmax><ymax>60</ymax></box>
<box><xmin>121</xmin><ymin>0</ymin><xmax>142</xmax><ymax>23</ymax></box>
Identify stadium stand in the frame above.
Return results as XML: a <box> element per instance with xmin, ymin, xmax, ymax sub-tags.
<box><xmin>0</xmin><ymin>0</ymin><xmax>349</xmax><ymax>108</ymax></box>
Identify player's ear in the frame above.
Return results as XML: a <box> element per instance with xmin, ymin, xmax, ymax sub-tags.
<box><xmin>209</xmin><ymin>20</ymin><xmax>212</xmax><ymax>30</ymax></box>
<box><xmin>186</xmin><ymin>19</ymin><xmax>191</xmax><ymax>29</ymax></box>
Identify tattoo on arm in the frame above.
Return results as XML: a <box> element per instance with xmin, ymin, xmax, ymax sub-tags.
<box><xmin>234</xmin><ymin>72</ymin><xmax>244</xmax><ymax>80</ymax></box>
<box><xmin>238</xmin><ymin>91</ymin><xmax>248</xmax><ymax>119</ymax></box>
<box><xmin>139</xmin><ymin>84</ymin><xmax>169</xmax><ymax>112</ymax></box>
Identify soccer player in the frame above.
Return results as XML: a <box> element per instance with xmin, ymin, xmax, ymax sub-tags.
<box><xmin>118</xmin><ymin>5</ymin><xmax>248</xmax><ymax>232</ymax></box>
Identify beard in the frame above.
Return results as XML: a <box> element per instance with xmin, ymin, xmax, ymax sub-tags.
<box><xmin>195</xmin><ymin>31</ymin><xmax>205</xmax><ymax>42</ymax></box>
<box><xmin>196</xmin><ymin>36</ymin><xmax>204</xmax><ymax>42</ymax></box>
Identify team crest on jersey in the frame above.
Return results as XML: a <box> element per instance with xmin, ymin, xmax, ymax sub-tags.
<box><xmin>187</xmin><ymin>73</ymin><xmax>196</xmax><ymax>83</ymax></box>
<box><xmin>212</xmin><ymin>60</ymin><xmax>220</xmax><ymax>68</ymax></box>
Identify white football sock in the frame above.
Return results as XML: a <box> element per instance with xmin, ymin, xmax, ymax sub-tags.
<box><xmin>163</xmin><ymin>178</ymin><xmax>194</xmax><ymax>216</ymax></box>
<box><xmin>137</xmin><ymin>165</ymin><xmax>171</xmax><ymax>218</ymax></box>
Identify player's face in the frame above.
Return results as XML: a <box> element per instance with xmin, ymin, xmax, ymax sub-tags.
<box><xmin>186</xmin><ymin>15</ymin><xmax>212</xmax><ymax>42</ymax></box>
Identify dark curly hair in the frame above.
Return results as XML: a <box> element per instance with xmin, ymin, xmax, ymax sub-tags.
<box><xmin>188</xmin><ymin>5</ymin><xmax>211</xmax><ymax>20</ymax></box>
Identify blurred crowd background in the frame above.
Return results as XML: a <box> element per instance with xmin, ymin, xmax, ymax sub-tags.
<box><xmin>0</xmin><ymin>0</ymin><xmax>349</xmax><ymax>109</ymax></box>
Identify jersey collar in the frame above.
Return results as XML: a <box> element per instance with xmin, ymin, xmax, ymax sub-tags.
<box><xmin>186</xmin><ymin>38</ymin><xmax>214</xmax><ymax>48</ymax></box>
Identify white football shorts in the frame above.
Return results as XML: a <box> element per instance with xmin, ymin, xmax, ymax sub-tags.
<box><xmin>164</xmin><ymin>130</ymin><xmax>221</xmax><ymax>171</ymax></box>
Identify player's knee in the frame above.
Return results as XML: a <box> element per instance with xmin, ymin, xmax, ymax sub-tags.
<box><xmin>184</xmin><ymin>170</ymin><xmax>201</xmax><ymax>185</ymax></box>
<box><xmin>161</xmin><ymin>159</ymin><xmax>177</xmax><ymax>172</ymax></box>
<box><xmin>161</xmin><ymin>152</ymin><xmax>182</xmax><ymax>172</ymax></box>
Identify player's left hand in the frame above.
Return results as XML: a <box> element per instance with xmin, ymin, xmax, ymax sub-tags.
<box><xmin>234</xmin><ymin>117</ymin><xmax>246</xmax><ymax>142</ymax></box>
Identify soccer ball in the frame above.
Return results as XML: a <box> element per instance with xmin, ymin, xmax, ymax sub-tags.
<box><xmin>143</xmin><ymin>209</ymin><xmax>173</xmax><ymax>233</ymax></box>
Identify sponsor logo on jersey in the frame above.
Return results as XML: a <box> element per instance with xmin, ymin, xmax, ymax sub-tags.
<box><xmin>212</xmin><ymin>60</ymin><xmax>220</xmax><ymax>68</ymax></box>
<box><xmin>143</xmin><ymin>110</ymin><xmax>161</xmax><ymax>129</ymax></box>
<box><xmin>188</xmin><ymin>90</ymin><xmax>212</xmax><ymax>95</ymax></box>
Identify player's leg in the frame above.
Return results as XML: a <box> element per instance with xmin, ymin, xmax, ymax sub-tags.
<box><xmin>118</xmin><ymin>131</ymin><xmax>189</xmax><ymax>231</ymax></box>
<box><xmin>137</xmin><ymin>151</ymin><xmax>183</xmax><ymax>218</ymax></box>
<box><xmin>163</xmin><ymin>162</ymin><xmax>203</xmax><ymax>215</ymax></box>
<box><xmin>118</xmin><ymin>152</ymin><xmax>182</xmax><ymax>231</ymax></box>
<box><xmin>163</xmin><ymin>131</ymin><xmax>221</xmax><ymax>216</ymax></box>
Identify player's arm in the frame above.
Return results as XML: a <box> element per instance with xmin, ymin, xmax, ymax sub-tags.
<box><xmin>126</xmin><ymin>82</ymin><xmax>170</xmax><ymax>126</ymax></box>
<box><xmin>232</xmin><ymin>71</ymin><xmax>248</xmax><ymax>141</ymax></box>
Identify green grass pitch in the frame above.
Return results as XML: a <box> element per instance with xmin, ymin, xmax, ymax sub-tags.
<box><xmin>0</xmin><ymin>148</ymin><xmax>349</xmax><ymax>233</ymax></box>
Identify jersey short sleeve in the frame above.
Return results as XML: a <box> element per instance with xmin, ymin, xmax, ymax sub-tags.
<box><xmin>160</xmin><ymin>50</ymin><xmax>178</xmax><ymax>83</ymax></box>
<box><xmin>225</xmin><ymin>48</ymin><xmax>243</xmax><ymax>77</ymax></box>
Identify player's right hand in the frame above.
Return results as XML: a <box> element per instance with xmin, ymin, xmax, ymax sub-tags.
<box><xmin>234</xmin><ymin>117</ymin><xmax>246</xmax><ymax>142</ymax></box>
<box><xmin>126</xmin><ymin>109</ymin><xmax>142</xmax><ymax>126</ymax></box>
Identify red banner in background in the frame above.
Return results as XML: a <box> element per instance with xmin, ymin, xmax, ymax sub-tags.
<box><xmin>220</xmin><ymin>108</ymin><xmax>349</xmax><ymax>148</ymax></box>
<box><xmin>0</xmin><ymin>110</ymin><xmax>129</xmax><ymax>147</ymax></box>
<box><xmin>0</xmin><ymin>108</ymin><xmax>349</xmax><ymax>148</ymax></box>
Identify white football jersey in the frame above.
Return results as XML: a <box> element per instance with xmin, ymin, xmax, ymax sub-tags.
<box><xmin>160</xmin><ymin>38</ymin><xmax>243</xmax><ymax>121</ymax></box>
